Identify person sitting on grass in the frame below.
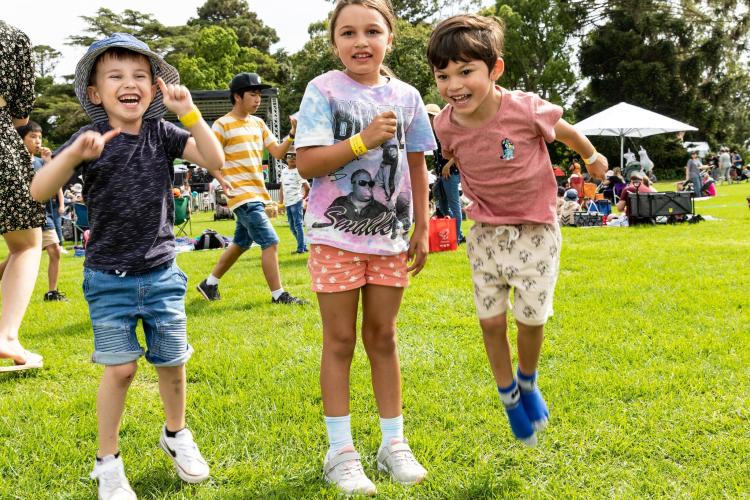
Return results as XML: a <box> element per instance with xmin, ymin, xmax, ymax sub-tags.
<box><xmin>31</xmin><ymin>33</ymin><xmax>224</xmax><ymax>500</ymax></box>
<box><xmin>428</xmin><ymin>14</ymin><xmax>607</xmax><ymax>447</ymax></box>
<box><xmin>558</xmin><ymin>188</ymin><xmax>581</xmax><ymax>226</ymax></box>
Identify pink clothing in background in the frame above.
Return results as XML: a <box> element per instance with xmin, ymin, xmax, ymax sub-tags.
<box><xmin>433</xmin><ymin>87</ymin><xmax>563</xmax><ymax>225</ymax></box>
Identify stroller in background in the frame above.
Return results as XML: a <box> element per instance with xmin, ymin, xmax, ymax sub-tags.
<box><xmin>213</xmin><ymin>187</ymin><xmax>234</xmax><ymax>221</ymax></box>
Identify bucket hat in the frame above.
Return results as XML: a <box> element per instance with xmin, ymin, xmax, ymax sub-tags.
<box><xmin>229</xmin><ymin>72</ymin><xmax>271</xmax><ymax>93</ymax></box>
<box><xmin>563</xmin><ymin>189</ymin><xmax>578</xmax><ymax>201</ymax></box>
<box><xmin>425</xmin><ymin>103</ymin><xmax>442</xmax><ymax>115</ymax></box>
<box><xmin>74</xmin><ymin>33</ymin><xmax>179</xmax><ymax>123</ymax></box>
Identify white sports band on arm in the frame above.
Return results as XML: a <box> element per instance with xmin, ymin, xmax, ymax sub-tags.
<box><xmin>583</xmin><ymin>151</ymin><xmax>601</xmax><ymax>165</ymax></box>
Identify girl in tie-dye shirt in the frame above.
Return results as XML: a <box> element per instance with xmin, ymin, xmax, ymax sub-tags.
<box><xmin>295</xmin><ymin>0</ymin><xmax>436</xmax><ymax>494</ymax></box>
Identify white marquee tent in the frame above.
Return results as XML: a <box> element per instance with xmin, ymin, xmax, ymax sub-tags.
<box><xmin>573</xmin><ymin>102</ymin><xmax>698</xmax><ymax>169</ymax></box>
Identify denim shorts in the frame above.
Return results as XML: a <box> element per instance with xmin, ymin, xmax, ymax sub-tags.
<box><xmin>82</xmin><ymin>261</ymin><xmax>193</xmax><ymax>366</ymax></box>
<box><xmin>232</xmin><ymin>201</ymin><xmax>280</xmax><ymax>250</ymax></box>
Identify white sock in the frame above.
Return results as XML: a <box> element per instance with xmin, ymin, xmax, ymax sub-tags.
<box><xmin>271</xmin><ymin>288</ymin><xmax>285</xmax><ymax>300</ymax></box>
<box><xmin>324</xmin><ymin>414</ymin><xmax>353</xmax><ymax>458</ymax></box>
<box><xmin>379</xmin><ymin>414</ymin><xmax>404</xmax><ymax>449</ymax></box>
<box><xmin>206</xmin><ymin>274</ymin><xmax>220</xmax><ymax>286</ymax></box>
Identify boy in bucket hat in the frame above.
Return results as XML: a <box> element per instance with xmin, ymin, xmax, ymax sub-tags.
<box><xmin>31</xmin><ymin>33</ymin><xmax>224</xmax><ymax>499</ymax></box>
<box><xmin>197</xmin><ymin>72</ymin><xmax>307</xmax><ymax>305</ymax></box>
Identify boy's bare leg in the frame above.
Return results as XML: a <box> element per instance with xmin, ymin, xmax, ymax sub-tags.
<box><xmin>155</xmin><ymin>365</ymin><xmax>186</xmax><ymax>431</ymax></box>
<box><xmin>482</xmin><ymin>314</ymin><xmax>538</xmax><ymax>445</ymax></box>
<box><xmin>46</xmin><ymin>244</ymin><xmax>61</xmax><ymax>291</ymax></box>
<box><xmin>0</xmin><ymin>228</ymin><xmax>42</xmax><ymax>363</ymax></box>
<box><xmin>97</xmin><ymin>362</ymin><xmax>138</xmax><ymax>457</ymax></box>
<box><xmin>209</xmin><ymin>243</ymin><xmax>245</xmax><ymax>279</ymax></box>
<box><xmin>479</xmin><ymin>313</ymin><xmax>514</xmax><ymax>387</ymax></box>
<box><xmin>260</xmin><ymin>244</ymin><xmax>282</xmax><ymax>292</ymax></box>
<box><xmin>516</xmin><ymin>321</ymin><xmax>544</xmax><ymax>376</ymax></box>
<box><xmin>516</xmin><ymin>321</ymin><xmax>549</xmax><ymax>432</ymax></box>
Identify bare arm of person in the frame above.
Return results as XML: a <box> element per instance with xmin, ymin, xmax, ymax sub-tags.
<box><xmin>31</xmin><ymin>129</ymin><xmax>121</xmax><ymax>201</ymax></box>
<box><xmin>407</xmin><ymin>151</ymin><xmax>429</xmax><ymax>276</ymax></box>
<box><xmin>158</xmin><ymin>78</ymin><xmax>224</xmax><ymax>175</ymax></box>
<box><xmin>297</xmin><ymin>111</ymin><xmax>397</xmax><ymax>178</ymax></box>
<box><xmin>554</xmin><ymin>118</ymin><xmax>608</xmax><ymax>180</ymax></box>
<box><xmin>266</xmin><ymin>117</ymin><xmax>298</xmax><ymax>160</ymax></box>
<box><xmin>441</xmin><ymin>158</ymin><xmax>456</xmax><ymax>179</ymax></box>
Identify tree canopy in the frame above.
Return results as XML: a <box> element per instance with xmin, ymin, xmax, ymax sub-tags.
<box><xmin>28</xmin><ymin>0</ymin><xmax>750</xmax><ymax>175</ymax></box>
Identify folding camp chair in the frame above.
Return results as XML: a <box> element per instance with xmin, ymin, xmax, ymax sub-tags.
<box><xmin>174</xmin><ymin>196</ymin><xmax>192</xmax><ymax>237</ymax></box>
<box><xmin>72</xmin><ymin>203</ymin><xmax>89</xmax><ymax>246</ymax></box>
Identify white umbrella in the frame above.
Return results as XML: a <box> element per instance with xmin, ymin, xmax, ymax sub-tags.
<box><xmin>573</xmin><ymin>102</ymin><xmax>698</xmax><ymax>170</ymax></box>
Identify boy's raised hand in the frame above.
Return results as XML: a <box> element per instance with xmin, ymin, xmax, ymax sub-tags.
<box><xmin>157</xmin><ymin>77</ymin><xmax>194</xmax><ymax>117</ymax></box>
<box><xmin>71</xmin><ymin>129</ymin><xmax>121</xmax><ymax>161</ymax></box>
<box><xmin>289</xmin><ymin>116</ymin><xmax>297</xmax><ymax>136</ymax></box>
<box><xmin>587</xmin><ymin>154</ymin><xmax>608</xmax><ymax>180</ymax></box>
<box><xmin>361</xmin><ymin>111</ymin><xmax>397</xmax><ymax>150</ymax></box>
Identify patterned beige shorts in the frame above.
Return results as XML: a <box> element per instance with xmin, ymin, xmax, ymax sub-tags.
<box><xmin>466</xmin><ymin>223</ymin><xmax>561</xmax><ymax>325</ymax></box>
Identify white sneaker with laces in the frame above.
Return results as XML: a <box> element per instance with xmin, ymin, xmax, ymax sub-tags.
<box><xmin>90</xmin><ymin>455</ymin><xmax>137</xmax><ymax>500</ymax></box>
<box><xmin>377</xmin><ymin>440</ymin><xmax>427</xmax><ymax>485</ymax></box>
<box><xmin>159</xmin><ymin>426</ymin><xmax>210</xmax><ymax>483</ymax></box>
<box><xmin>323</xmin><ymin>447</ymin><xmax>377</xmax><ymax>496</ymax></box>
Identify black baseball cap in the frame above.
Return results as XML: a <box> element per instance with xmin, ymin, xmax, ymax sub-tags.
<box><xmin>229</xmin><ymin>72</ymin><xmax>271</xmax><ymax>93</ymax></box>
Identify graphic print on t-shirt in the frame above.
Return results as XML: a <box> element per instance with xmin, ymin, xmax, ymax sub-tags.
<box><xmin>501</xmin><ymin>138</ymin><xmax>515</xmax><ymax>160</ymax></box>
<box><xmin>310</xmin><ymin>99</ymin><xmax>411</xmax><ymax>240</ymax></box>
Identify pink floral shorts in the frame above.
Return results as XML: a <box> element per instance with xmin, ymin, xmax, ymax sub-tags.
<box><xmin>308</xmin><ymin>244</ymin><xmax>409</xmax><ymax>293</ymax></box>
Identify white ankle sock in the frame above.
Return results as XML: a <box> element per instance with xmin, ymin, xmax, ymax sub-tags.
<box><xmin>379</xmin><ymin>414</ymin><xmax>404</xmax><ymax>449</ymax></box>
<box><xmin>206</xmin><ymin>274</ymin><xmax>220</xmax><ymax>286</ymax></box>
<box><xmin>324</xmin><ymin>414</ymin><xmax>353</xmax><ymax>458</ymax></box>
<box><xmin>271</xmin><ymin>288</ymin><xmax>285</xmax><ymax>300</ymax></box>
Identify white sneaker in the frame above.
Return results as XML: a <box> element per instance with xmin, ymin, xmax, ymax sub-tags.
<box><xmin>323</xmin><ymin>447</ymin><xmax>377</xmax><ymax>496</ymax></box>
<box><xmin>377</xmin><ymin>440</ymin><xmax>427</xmax><ymax>485</ymax></box>
<box><xmin>59</xmin><ymin>246</ymin><xmax>69</xmax><ymax>254</ymax></box>
<box><xmin>90</xmin><ymin>455</ymin><xmax>137</xmax><ymax>500</ymax></box>
<box><xmin>159</xmin><ymin>426</ymin><xmax>210</xmax><ymax>483</ymax></box>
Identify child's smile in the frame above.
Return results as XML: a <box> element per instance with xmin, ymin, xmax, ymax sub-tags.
<box><xmin>87</xmin><ymin>54</ymin><xmax>155</xmax><ymax>133</ymax></box>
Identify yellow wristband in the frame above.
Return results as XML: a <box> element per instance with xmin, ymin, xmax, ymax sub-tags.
<box><xmin>179</xmin><ymin>106</ymin><xmax>202</xmax><ymax>129</ymax></box>
<box><xmin>349</xmin><ymin>133</ymin><xmax>368</xmax><ymax>157</ymax></box>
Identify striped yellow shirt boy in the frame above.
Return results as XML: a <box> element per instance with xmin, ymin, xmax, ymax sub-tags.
<box><xmin>212</xmin><ymin>113</ymin><xmax>276</xmax><ymax>209</ymax></box>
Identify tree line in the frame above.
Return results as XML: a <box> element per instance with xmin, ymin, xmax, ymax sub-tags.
<box><xmin>31</xmin><ymin>0</ymin><xmax>750</xmax><ymax>178</ymax></box>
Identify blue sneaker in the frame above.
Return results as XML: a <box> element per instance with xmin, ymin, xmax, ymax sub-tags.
<box><xmin>498</xmin><ymin>381</ymin><xmax>537</xmax><ymax>446</ymax></box>
<box><xmin>517</xmin><ymin>369</ymin><xmax>549</xmax><ymax>432</ymax></box>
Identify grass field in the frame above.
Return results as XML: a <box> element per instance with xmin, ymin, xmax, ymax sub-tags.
<box><xmin>1</xmin><ymin>183</ymin><xmax>749</xmax><ymax>499</ymax></box>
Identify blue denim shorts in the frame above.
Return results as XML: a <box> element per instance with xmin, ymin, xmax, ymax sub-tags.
<box><xmin>82</xmin><ymin>261</ymin><xmax>193</xmax><ymax>366</ymax></box>
<box><xmin>232</xmin><ymin>201</ymin><xmax>280</xmax><ymax>250</ymax></box>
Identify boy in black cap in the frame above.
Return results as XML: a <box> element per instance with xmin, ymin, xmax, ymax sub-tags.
<box><xmin>197</xmin><ymin>72</ymin><xmax>307</xmax><ymax>305</ymax></box>
<box><xmin>31</xmin><ymin>33</ymin><xmax>224</xmax><ymax>499</ymax></box>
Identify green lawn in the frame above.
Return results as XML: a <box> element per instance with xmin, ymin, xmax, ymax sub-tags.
<box><xmin>1</xmin><ymin>183</ymin><xmax>749</xmax><ymax>498</ymax></box>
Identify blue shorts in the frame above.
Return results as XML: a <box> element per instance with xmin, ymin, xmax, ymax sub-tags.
<box><xmin>82</xmin><ymin>261</ymin><xmax>193</xmax><ymax>366</ymax></box>
<box><xmin>232</xmin><ymin>201</ymin><xmax>280</xmax><ymax>250</ymax></box>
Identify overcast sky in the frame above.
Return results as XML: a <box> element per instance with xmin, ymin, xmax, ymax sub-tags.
<box><xmin>3</xmin><ymin>0</ymin><xmax>333</xmax><ymax>78</ymax></box>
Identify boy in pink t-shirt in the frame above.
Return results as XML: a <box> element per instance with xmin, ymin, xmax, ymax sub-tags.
<box><xmin>428</xmin><ymin>14</ymin><xmax>608</xmax><ymax>446</ymax></box>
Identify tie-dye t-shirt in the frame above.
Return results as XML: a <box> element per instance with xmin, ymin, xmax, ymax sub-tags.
<box><xmin>296</xmin><ymin>70</ymin><xmax>436</xmax><ymax>255</ymax></box>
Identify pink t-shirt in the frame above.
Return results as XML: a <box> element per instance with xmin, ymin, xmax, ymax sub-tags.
<box><xmin>434</xmin><ymin>87</ymin><xmax>563</xmax><ymax>225</ymax></box>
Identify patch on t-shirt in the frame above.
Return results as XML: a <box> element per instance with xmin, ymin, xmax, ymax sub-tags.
<box><xmin>501</xmin><ymin>138</ymin><xmax>515</xmax><ymax>160</ymax></box>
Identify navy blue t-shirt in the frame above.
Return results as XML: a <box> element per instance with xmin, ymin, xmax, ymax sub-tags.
<box><xmin>57</xmin><ymin>119</ymin><xmax>190</xmax><ymax>272</ymax></box>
